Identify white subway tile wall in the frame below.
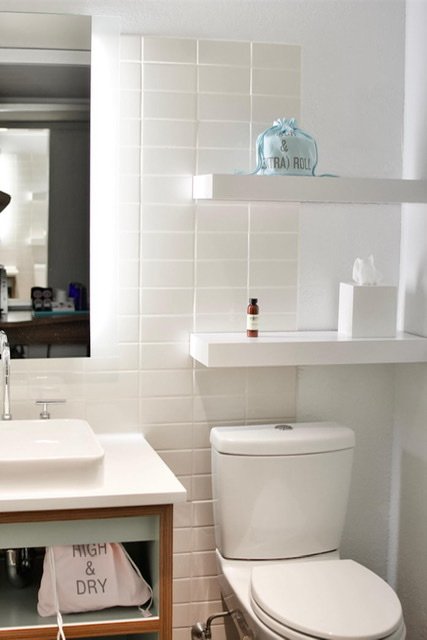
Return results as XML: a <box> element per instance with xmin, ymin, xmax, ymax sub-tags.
<box><xmin>138</xmin><ymin>36</ymin><xmax>301</xmax><ymax>637</ymax></box>
<box><xmin>8</xmin><ymin>35</ymin><xmax>301</xmax><ymax>640</ymax></box>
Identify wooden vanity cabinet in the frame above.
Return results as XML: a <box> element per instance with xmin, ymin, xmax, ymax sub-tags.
<box><xmin>0</xmin><ymin>504</ymin><xmax>173</xmax><ymax>639</ymax></box>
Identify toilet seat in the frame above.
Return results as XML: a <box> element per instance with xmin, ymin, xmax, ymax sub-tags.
<box><xmin>250</xmin><ymin>559</ymin><xmax>403</xmax><ymax>640</ymax></box>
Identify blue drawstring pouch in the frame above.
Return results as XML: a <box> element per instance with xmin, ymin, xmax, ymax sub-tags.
<box><xmin>252</xmin><ymin>118</ymin><xmax>318</xmax><ymax>176</ymax></box>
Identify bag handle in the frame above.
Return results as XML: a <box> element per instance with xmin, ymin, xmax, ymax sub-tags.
<box><xmin>119</xmin><ymin>543</ymin><xmax>153</xmax><ymax>617</ymax></box>
<box><xmin>47</xmin><ymin>547</ymin><xmax>67</xmax><ymax>640</ymax></box>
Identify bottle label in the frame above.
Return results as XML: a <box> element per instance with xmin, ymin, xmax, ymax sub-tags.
<box><xmin>247</xmin><ymin>314</ymin><xmax>259</xmax><ymax>330</ymax></box>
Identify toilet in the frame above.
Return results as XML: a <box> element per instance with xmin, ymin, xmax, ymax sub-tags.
<box><xmin>210</xmin><ymin>422</ymin><xmax>405</xmax><ymax>640</ymax></box>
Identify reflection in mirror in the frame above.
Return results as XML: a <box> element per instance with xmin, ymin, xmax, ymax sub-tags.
<box><xmin>0</xmin><ymin>14</ymin><xmax>91</xmax><ymax>358</ymax></box>
<box><xmin>0</xmin><ymin>128</ymin><xmax>49</xmax><ymax>296</ymax></box>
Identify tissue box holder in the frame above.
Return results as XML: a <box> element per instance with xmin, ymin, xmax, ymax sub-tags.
<box><xmin>338</xmin><ymin>282</ymin><xmax>397</xmax><ymax>338</ymax></box>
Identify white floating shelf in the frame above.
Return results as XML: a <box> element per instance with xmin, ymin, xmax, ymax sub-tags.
<box><xmin>190</xmin><ymin>331</ymin><xmax>427</xmax><ymax>367</ymax></box>
<box><xmin>193</xmin><ymin>174</ymin><xmax>427</xmax><ymax>204</ymax></box>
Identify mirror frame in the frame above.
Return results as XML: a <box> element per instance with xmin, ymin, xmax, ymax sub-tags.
<box><xmin>90</xmin><ymin>16</ymin><xmax>120</xmax><ymax>360</ymax></box>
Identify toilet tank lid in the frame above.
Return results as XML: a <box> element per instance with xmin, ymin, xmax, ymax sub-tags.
<box><xmin>210</xmin><ymin>422</ymin><xmax>355</xmax><ymax>455</ymax></box>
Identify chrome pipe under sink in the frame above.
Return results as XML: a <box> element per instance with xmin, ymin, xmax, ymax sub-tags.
<box><xmin>5</xmin><ymin>548</ymin><xmax>33</xmax><ymax>588</ymax></box>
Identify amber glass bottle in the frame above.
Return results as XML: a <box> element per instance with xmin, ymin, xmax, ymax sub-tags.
<box><xmin>246</xmin><ymin>298</ymin><xmax>259</xmax><ymax>337</ymax></box>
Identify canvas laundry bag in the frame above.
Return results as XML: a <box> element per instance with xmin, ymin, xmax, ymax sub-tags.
<box><xmin>38</xmin><ymin>543</ymin><xmax>152</xmax><ymax>639</ymax></box>
<box><xmin>252</xmin><ymin>117</ymin><xmax>318</xmax><ymax>176</ymax></box>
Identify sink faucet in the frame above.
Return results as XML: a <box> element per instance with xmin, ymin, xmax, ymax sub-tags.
<box><xmin>0</xmin><ymin>330</ymin><xmax>11</xmax><ymax>420</ymax></box>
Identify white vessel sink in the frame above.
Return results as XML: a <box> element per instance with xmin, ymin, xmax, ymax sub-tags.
<box><xmin>0</xmin><ymin>419</ymin><xmax>105</xmax><ymax>490</ymax></box>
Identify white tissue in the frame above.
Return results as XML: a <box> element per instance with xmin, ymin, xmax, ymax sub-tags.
<box><xmin>352</xmin><ymin>255</ymin><xmax>382</xmax><ymax>285</ymax></box>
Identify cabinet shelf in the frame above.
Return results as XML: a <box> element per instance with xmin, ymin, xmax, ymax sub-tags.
<box><xmin>0</xmin><ymin>579</ymin><xmax>159</xmax><ymax>639</ymax></box>
<box><xmin>0</xmin><ymin>504</ymin><xmax>173</xmax><ymax>639</ymax></box>
<box><xmin>193</xmin><ymin>174</ymin><xmax>427</xmax><ymax>203</ymax></box>
<box><xmin>190</xmin><ymin>331</ymin><xmax>427</xmax><ymax>367</ymax></box>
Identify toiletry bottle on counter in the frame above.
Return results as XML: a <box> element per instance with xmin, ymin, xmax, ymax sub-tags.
<box><xmin>247</xmin><ymin>298</ymin><xmax>259</xmax><ymax>337</ymax></box>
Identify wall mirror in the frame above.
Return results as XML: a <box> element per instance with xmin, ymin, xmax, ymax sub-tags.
<box><xmin>0</xmin><ymin>13</ymin><xmax>91</xmax><ymax>358</ymax></box>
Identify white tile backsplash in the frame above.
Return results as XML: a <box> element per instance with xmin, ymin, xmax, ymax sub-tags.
<box><xmin>118</xmin><ymin>203</ymin><xmax>141</xmax><ymax>231</ymax></box>
<box><xmin>140</xmin><ymin>231</ymin><xmax>194</xmax><ymax>260</ymax></box>
<box><xmin>196</xmin><ymin>203</ymin><xmax>248</xmax><ymax>232</ymax></box>
<box><xmin>117</xmin><ymin>288</ymin><xmax>140</xmax><ymax>315</ymax></box>
<box><xmin>174</xmin><ymin>575</ymin><xmax>192</xmax><ymax>597</ymax></box>
<box><xmin>144</xmin><ymin>423</ymin><xmax>194</xmax><ymax>450</ymax></box>
<box><xmin>140</xmin><ymin>260</ymin><xmax>194</xmax><ymax>288</ymax></box>
<box><xmin>143</xmin><ymin>62</ymin><xmax>197</xmax><ymax>92</ymax></box>
<box><xmin>253</xmin><ymin>286</ymin><xmax>298</xmax><ymax>313</ymax></box>
<box><xmin>117</xmin><ymin>315</ymin><xmax>140</xmax><ymax>342</ymax></box>
<box><xmin>198</xmin><ymin>65</ymin><xmax>250</xmax><ymax>94</ymax></box>
<box><xmin>191</xmin><ymin>526</ymin><xmax>216</xmax><ymax>552</ymax></box>
<box><xmin>119</xmin><ymin>117</ymin><xmax>141</xmax><ymax>147</ymax></box>
<box><xmin>198</xmin><ymin>121</ymin><xmax>250</xmax><ymax>149</ymax></box>
<box><xmin>198</xmin><ymin>93</ymin><xmax>251</xmax><ymax>121</ymax></box>
<box><xmin>196</xmin><ymin>232</ymin><xmax>248</xmax><ymax>260</ymax></box>
<box><xmin>143</xmin><ymin>120</ymin><xmax>197</xmax><ymax>148</ymax></box>
<box><xmin>193</xmin><ymin>312</ymin><xmax>246</xmax><ymax>332</ymax></box>
<box><xmin>142</xmin><ymin>176</ymin><xmax>193</xmax><ymax>203</ymax></box>
<box><xmin>144</xmin><ymin>36</ymin><xmax>197</xmax><ymax>63</ymax></box>
<box><xmin>143</xmin><ymin>91</ymin><xmax>197</xmax><ymax>120</ymax></box>
<box><xmin>119</xmin><ymin>146</ymin><xmax>141</xmax><ymax>175</ymax></box>
<box><xmin>120</xmin><ymin>35</ymin><xmax>142</xmax><ymax>61</ymax></box>
<box><xmin>120</xmin><ymin>90</ymin><xmax>142</xmax><ymax>118</ymax></box>
<box><xmin>195</xmin><ymin>260</ymin><xmax>248</xmax><ymax>287</ymax></box>
<box><xmin>193</xmin><ymin>395</ymin><xmax>247</xmax><ymax>423</ymax></box>
<box><xmin>194</xmin><ymin>368</ymin><xmax>246</xmax><ymax>396</ymax></box>
<box><xmin>197</xmin><ymin>148</ymin><xmax>250</xmax><ymax>174</ymax></box>
<box><xmin>198</xmin><ymin>40</ymin><xmax>251</xmax><ymax>66</ymax></box>
<box><xmin>119</xmin><ymin>173</ymin><xmax>140</xmax><ymax>202</ymax></box>
<box><xmin>141</xmin><ymin>204</ymin><xmax>195</xmax><ymax>232</ymax></box>
<box><xmin>250</xmin><ymin>203</ymin><xmax>300</xmax><ymax>231</ymax></box>
<box><xmin>119</xmin><ymin>231</ymin><xmax>140</xmax><ymax>260</ymax></box>
<box><xmin>195</xmin><ymin>287</ymin><xmax>247</xmax><ymax>315</ymax></box>
<box><xmin>191</xmin><ymin>474</ymin><xmax>213</xmax><ymax>501</ymax></box>
<box><xmin>120</xmin><ymin>61</ymin><xmax>141</xmax><ymax>91</ymax></box>
<box><xmin>250</xmin><ymin>232</ymin><xmax>299</xmax><ymax>260</ymax></box>
<box><xmin>118</xmin><ymin>258</ymin><xmax>140</xmax><ymax>288</ymax></box>
<box><xmin>249</xmin><ymin>259</ymin><xmax>298</xmax><ymax>287</ymax></box>
<box><xmin>141</xmin><ymin>287</ymin><xmax>194</xmax><ymax>315</ymax></box>
<box><xmin>139</xmin><ymin>396</ymin><xmax>193</xmax><ymax>425</ymax></box>
<box><xmin>143</xmin><ymin>147</ymin><xmax>195</xmax><ymax>175</ymax></box>
<box><xmin>139</xmin><ymin>314</ymin><xmax>194</xmax><ymax>343</ymax></box>
<box><xmin>139</xmin><ymin>342</ymin><xmax>193</xmax><ymax>370</ymax></box>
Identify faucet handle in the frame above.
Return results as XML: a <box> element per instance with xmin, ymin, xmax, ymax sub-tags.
<box><xmin>35</xmin><ymin>399</ymin><xmax>66</xmax><ymax>420</ymax></box>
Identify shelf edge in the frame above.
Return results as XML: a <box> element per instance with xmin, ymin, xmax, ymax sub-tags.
<box><xmin>190</xmin><ymin>331</ymin><xmax>427</xmax><ymax>367</ymax></box>
<box><xmin>192</xmin><ymin>174</ymin><xmax>427</xmax><ymax>204</ymax></box>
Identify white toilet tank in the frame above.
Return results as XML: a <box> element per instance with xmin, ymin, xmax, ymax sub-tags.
<box><xmin>211</xmin><ymin>422</ymin><xmax>355</xmax><ymax>560</ymax></box>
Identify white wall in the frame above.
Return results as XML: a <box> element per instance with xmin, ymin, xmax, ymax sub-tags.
<box><xmin>292</xmin><ymin>0</ymin><xmax>405</xmax><ymax>591</ymax></box>
<box><xmin>393</xmin><ymin>2</ymin><xmax>427</xmax><ymax>638</ymax></box>
<box><xmin>0</xmin><ymin>0</ymin><xmax>410</xmax><ymax>638</ymax></box>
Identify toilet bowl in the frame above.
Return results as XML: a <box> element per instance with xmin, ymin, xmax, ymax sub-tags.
<box><xmin>210</xmin><ymin>423</ymin><xmax>406</xmax><ymax>640</ymax></box>
<box><xmin>217</xmin><ymin>552</ymin><xmax>405</xmax><ymax>640</ymax></box>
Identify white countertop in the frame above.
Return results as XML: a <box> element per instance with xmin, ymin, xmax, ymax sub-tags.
<box><xmin>0</xmin><ymin>433</ymin><xmax>187</xmax><ymax>512</ymax></box>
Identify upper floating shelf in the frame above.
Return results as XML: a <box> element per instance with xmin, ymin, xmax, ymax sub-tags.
<box><xmin>193</xmin><ymin>174</ymin><xmax>427</xmax><ymax>204</ymax></box>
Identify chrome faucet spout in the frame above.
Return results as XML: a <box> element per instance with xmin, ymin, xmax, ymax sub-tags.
<box><xmin>0</xmin><ymin>330</ymin><xmax>11</xmax><ymax>420</ymax></box>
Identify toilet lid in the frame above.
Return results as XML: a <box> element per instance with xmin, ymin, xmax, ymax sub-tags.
<box><xmin>250</xmin><ymin>559</ymin><xmax>402</xmax><ymax>640</ymax></box>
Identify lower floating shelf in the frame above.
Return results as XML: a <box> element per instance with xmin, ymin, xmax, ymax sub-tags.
<box><xmin>190</xmin><ymin>331</ymin><xmax>427</xmax><ymax>367</ymax></box>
